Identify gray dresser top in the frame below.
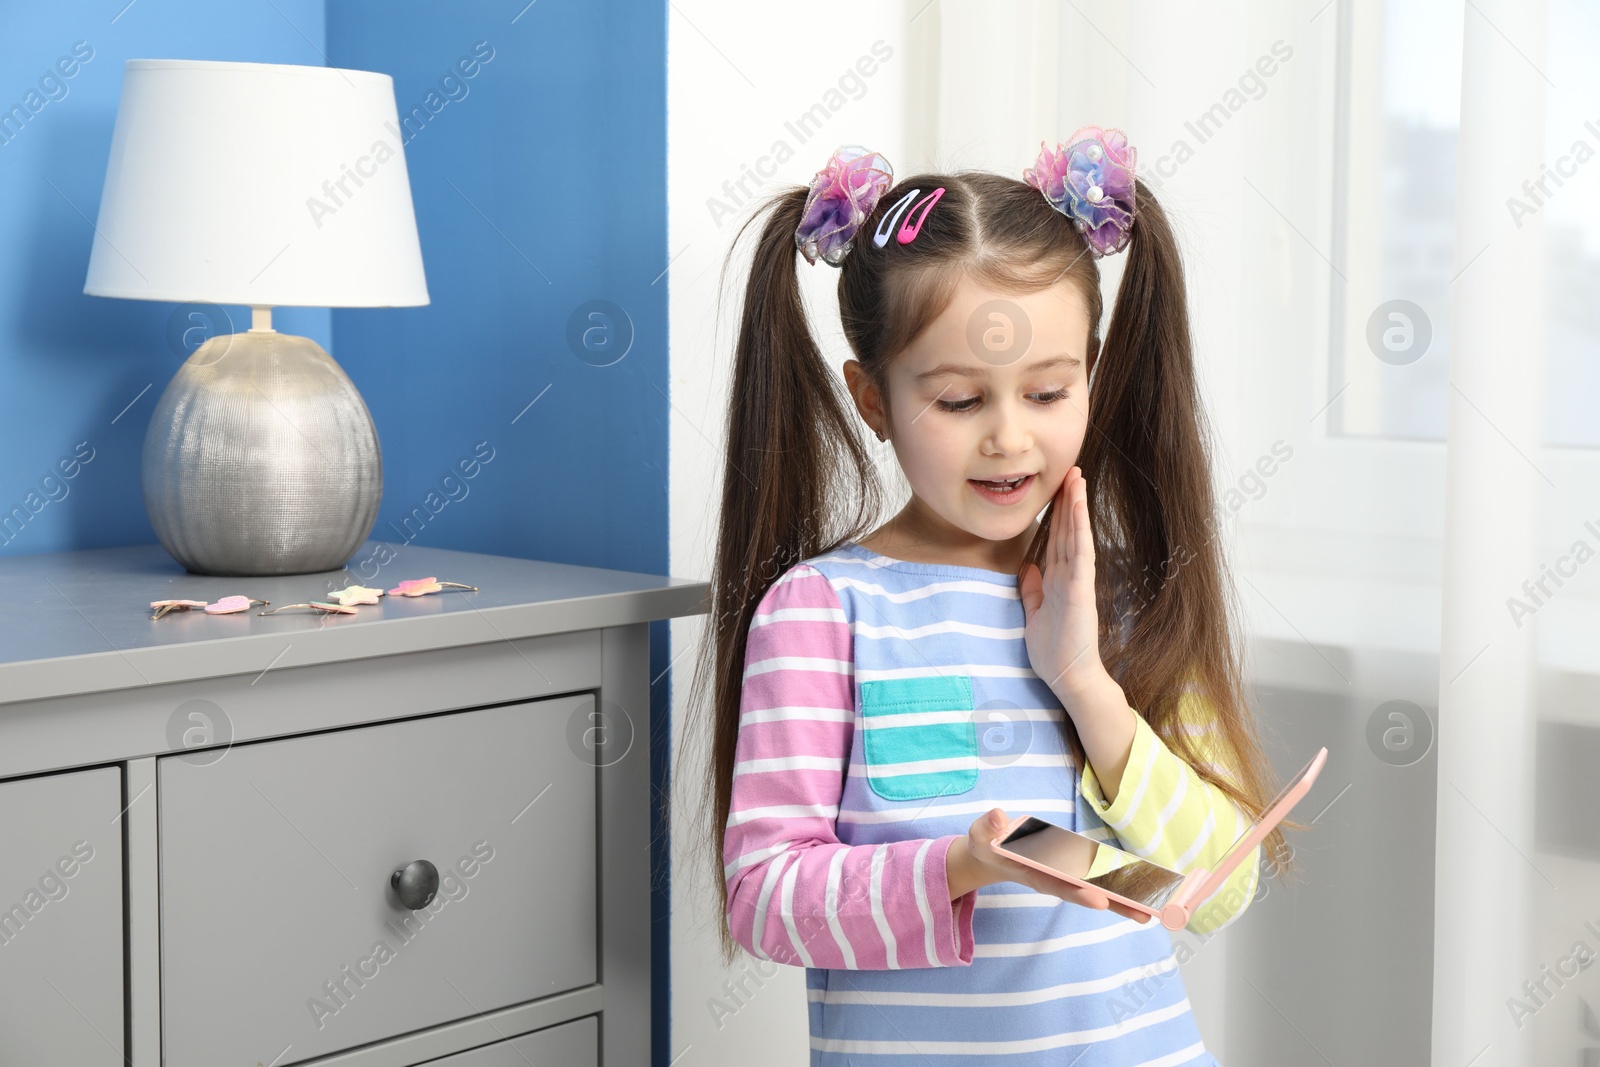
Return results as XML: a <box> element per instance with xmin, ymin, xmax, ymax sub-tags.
<box><xmin>0</xmin><ymin>542</ymin><xmax>710</xmax><ymax>706</ymax></box>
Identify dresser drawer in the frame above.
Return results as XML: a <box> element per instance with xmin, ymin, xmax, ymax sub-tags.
<box><xmin>0</xmin><ymin>767</ymin><xmax>124</xmax><ymax>1067</ymax></box>
<box><xmin>428</xmin><ymin>1015</ymin><xmax>596</xmax><ymax>1066</ymax></box>
<box><xmin>157</xmin><ymin>695</ymin><xmax>598</xmax><ymax>1067</ymax></box>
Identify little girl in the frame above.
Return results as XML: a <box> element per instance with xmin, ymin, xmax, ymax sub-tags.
<box><xmin>687</xmin><ymin>128</ymin><xmax>1298</xmax><ymax>1065</ymax></box>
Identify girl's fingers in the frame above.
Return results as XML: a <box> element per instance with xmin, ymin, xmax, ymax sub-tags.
<box><xmin>1041</xmin><ymin>468</ymin><xmax>1096</xmax><ymax>583</ymax></box>
<box><xmin>1062</xmin><ymin>884</ymin><xmax>1109</xmax><ymax>910</ymax></box>
<box><xmin>1057</xmin><ymin>468</ymin><xmax>1077</xmax><ymax>568</ymax></box>
<box><xmin>1074</xmin><ymin>481</ymin><xmax>1094</xmax><ymax>570</ymax></box>
<box><xmin>1048</xmin><ymin>474</ymin><xmax>1068</xmax><ymax>567</ymax></box>
<box><xmin>1065</xmin><ymin>477</ymin><xmax>1083</xmax><ymax>569</ymax></box>
<box><xmin>1062</xmin><ymin>470</ymin><xmax>1075</xmax><ymax>566</ymax></box>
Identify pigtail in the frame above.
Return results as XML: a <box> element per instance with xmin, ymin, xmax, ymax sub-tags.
<box><xmin>1083</xmin><ymin>177</ymin><xmax>1210</xmax><ymax>630</ymax></box>
<box><xmin>677</xmin><ymin>186</ymin><xmax>884</xmax><ymax>964</ymax></box>
<box><xmin>1075</xmin><ymin>177</ymin><xmax>1300</xmax><ymax>878</ymax></box>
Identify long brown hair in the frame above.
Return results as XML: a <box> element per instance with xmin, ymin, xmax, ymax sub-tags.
<box><xmin>676</xmin><ymin>167</ymin><xmax>1303</xmax><ymax>967</ymax></box>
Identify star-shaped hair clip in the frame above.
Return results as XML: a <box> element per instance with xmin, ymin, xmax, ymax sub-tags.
<box><xmin>387</xmin><ymin>577</ymin><xmax>479</xmax><ymax>597</ymax></box>
<box><xmin>325</xmin><ymin>584</ymin><xmax>385</xmax><ymax>607</ymax></box>
<box><xmin>150</xmin><ymin>596</ymin><xmax>268</xmax><ymax>620</ymax></box>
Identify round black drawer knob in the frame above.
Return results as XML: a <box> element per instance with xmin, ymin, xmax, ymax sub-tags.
<box><xmin>390</xmin><ymin>859</ymin><xmax>439</xmax><ymax>909</ymax></box>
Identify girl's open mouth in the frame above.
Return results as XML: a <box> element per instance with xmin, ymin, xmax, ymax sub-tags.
<box><xmin>969</xmin><ymin>474</ymin><xmax>1034</xmax><ymax>504</ymax></box>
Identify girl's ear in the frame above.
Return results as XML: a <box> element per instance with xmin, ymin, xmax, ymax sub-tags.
<box><xmin>843</xmin><ymin>359</ymin><xmax>890</xmax><ymax>437</ymax></box>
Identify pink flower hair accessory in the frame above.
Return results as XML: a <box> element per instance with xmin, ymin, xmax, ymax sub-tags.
<box><xmin>1023</xmin><ymin>126</ymin><xmax>1138</xmax><ymax>257</ymax></box>
<box><xmin>795</xmin><ymin>145</ymin><xmax>895</xmax><ymax>267</ymax></box>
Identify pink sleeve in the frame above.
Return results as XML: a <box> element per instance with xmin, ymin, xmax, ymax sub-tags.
<box><xmin>723</xmin><ymin>562</ymin><xmax>977</xmax><ymax>969</ymax></box>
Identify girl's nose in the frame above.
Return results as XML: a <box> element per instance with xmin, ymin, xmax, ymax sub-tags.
<box><xmin>983</xmin><ymin>403</ymin><xmax>1033</xmax><ymax>455</ymax></box>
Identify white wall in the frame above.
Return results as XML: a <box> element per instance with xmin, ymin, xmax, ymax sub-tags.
<box><xmin>666</xmin><ymin>5</ymin><xmax>918</xmax><ymax>1061</ymax></box>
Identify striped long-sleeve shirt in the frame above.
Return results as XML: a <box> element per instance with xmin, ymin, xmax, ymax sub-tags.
<box><xmin>723</xmin><ymin>540</ymin><xmax>1262</xmax><ymax>1065</ymax></box>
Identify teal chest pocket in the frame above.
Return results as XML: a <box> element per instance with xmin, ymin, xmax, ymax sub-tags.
<box><xmin>859</xmin><ymin>674</ymin><xmax>978</xmax><ymax>802</ymax></box>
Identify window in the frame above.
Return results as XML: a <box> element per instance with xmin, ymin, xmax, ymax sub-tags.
<box><xmin>1327</xmin><ymin>0</ymin><xmax>1599</xmax><ymax>447</ymax></box>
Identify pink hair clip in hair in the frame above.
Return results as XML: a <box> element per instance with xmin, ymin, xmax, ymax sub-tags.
<box><xmin>1024</xmin><ymin>126</ymin><xmax>1138</xmax><ymax>257</ymax></box>
<box><xmin>895</xmin><ymin>187</ymin><xmax>945</xmax><ymax>244</ymax></box>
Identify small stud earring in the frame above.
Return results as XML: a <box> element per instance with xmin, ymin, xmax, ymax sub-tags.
<box><xmin>875</xmin><ymin>430</ymin><xmax>886</xmax><ymax>442</ymax></box>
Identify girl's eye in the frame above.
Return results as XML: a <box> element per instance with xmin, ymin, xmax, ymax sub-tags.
<box><xmin>934</xmin><ymin>389</ymin><xmax>1070</xmax><ymax>413</ymax></box>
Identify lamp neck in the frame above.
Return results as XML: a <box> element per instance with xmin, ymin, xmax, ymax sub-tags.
<box><xmin>249</xmin><ymin>307</ymin><xmax>275</xmax><ymax>333</ymax></box>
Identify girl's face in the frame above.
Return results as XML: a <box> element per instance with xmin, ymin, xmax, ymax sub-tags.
<box><xmin>846</xmin><ymin>274</ymin><xmax>1094</xmax><ymax>554</ymax></box>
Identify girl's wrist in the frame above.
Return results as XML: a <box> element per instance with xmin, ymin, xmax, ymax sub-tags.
<box><xmin>945</xmin><ymin>835</ymin><xmax>994</xmax><ymax>900</ymax></box>
<box><xmin>1054</xmin><ymin>664</ymin><xmax>1120</xmax><ymax>717</ymax></box>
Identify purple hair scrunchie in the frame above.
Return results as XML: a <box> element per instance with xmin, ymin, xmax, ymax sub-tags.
<box><xmin>795</xmin><ymin>145</ymin><xmax>895</xmax><ymax>267</ymax></box>
<box><xmin>1023</xmin><ymin>126</ymin><xmax>1138</xmax><ymax>257</ymax></box>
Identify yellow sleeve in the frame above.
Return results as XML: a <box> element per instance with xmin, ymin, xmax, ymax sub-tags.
<box><xmin>1077</xmin><ymin>687</ymin><xmax>1262</xmax><ymax>935</ymax></box>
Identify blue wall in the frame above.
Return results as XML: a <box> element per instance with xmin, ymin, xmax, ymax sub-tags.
<box><xmin>0</xmin><ymin>1</ymin><xmax>672</xmax><ymax>1062</ymax></box>
<box><xmin>0</xmin><ymin>1</ymin><xmax>669</xmax><ymax>577</ymax></box>
<box><xmin>0</xmin><ymin>0</ymin><xmax>333</xmax><ymax>557</ymax></box>
<box><xmin>325</xmin><ymin>0</ymin><xmax>668</xmax><ymax>576</ymax></box>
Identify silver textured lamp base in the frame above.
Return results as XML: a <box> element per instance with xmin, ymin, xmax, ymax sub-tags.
<box><xmin>142</xmin><ymin>330</ymin><xmax>382</xmax><ymax>577</ymax></box>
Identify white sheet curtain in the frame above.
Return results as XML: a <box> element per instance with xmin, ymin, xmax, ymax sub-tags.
<box><xmin>928</xmin><ymin>1</ymin><xmax>1589</xmax><ymax>1064</ymax></box>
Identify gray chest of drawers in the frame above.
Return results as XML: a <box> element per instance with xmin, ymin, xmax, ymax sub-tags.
<box><xmin>0</xmin><ymin>542</ymin><xmax>708</xmax><ymax>1067</ymax></box>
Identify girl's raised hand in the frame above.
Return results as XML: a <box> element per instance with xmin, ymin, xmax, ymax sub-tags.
<box><xmin>964</xmin><ymin>808</ymin><xmax>1150</xmax><ymax>922</ymax></box>
<box><xmin>1019</xmin><ymin>466</ymin><xmax>1109</xmax><ymax>708</ymax></box>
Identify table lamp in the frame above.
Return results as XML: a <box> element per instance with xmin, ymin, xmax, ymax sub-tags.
<box><xmin>84</xmin><ymin>59</ymin><xmax>428</xmax><ymax>577</ymax></box>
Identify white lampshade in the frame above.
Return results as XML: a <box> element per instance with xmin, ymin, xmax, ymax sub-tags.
<box><xmin>84</xmin><ymin>59</ymin><xmax>428</xmax><ymax>308</ymax></box>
